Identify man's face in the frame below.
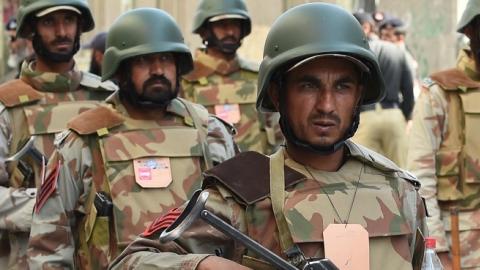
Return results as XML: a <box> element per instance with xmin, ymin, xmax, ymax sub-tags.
<box><xmin>35</xmin><ymin>10</ymin><xmax>78</xmax><ymax>56</ymax></box>
<box><xmin>277</xmin><ymin>57</ymin><xmax>363</xmax><ymax>147</ymax></box>
<box><xmin>130</xmin><ymin>52</ymin><xmax>177</xmax><ymax>103</ymax></box>
<box><xmin>210</xmin><ymin>18</ymin><xmax>242</xmax><ymax>46</ymax></box>
<box><xmin>380</xmin><ymin>27</ymin><xmax>398</xmax><ymax>43</ymax></box>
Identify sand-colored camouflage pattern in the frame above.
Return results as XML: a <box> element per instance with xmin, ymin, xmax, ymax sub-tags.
<box><xmin>182</xmin><ymin>49</ymin><xmax>281</xmax><ymax>154</ymax></box>
<box><xmin>110</xmin><ymin>141</ymin><xmax>426</xmax><ymax>270</ymax></box>
<box><xmin>407</xmin><ymin>49</ymin><xmax>480</xmax><ymax>268</ymax></box>
<box><xmin>0</xmin><ymin>60</ymin><xmax>114</xmax><ymax>270</ymax></box>
<box><xmin>27</xmin><ymin>92</ymin><xmax>237</xmax><ymax>269</ymax></box>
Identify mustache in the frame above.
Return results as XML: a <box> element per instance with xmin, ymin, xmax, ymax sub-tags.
<box><xmin>220</xmin><ymin>36</ymin><xmax>239</xmax><ymax>43</ymax></box>
<box><xmin>143</xmin><ymin>75</ymin><xmax>172</xmax><ymax>89</ymax></box>
<box><xmin>52</xmin><ymin>37</ymin><xmax>73</xmax><ymax>45</ymax></box>
<box><xmin>309</xmin><ymin>112</ymin><xmax>341</xmax><ymax>125</ymax></box>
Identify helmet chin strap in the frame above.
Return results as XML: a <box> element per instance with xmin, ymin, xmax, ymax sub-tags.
<box><xmin>277</xmin><ymin>79</ymin><xmax>362</xmax><ymax>155</ymax></box>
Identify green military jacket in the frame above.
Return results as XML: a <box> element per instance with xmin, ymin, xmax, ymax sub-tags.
<box><xmin>110</xmin><ymin>140</ymin><xmax>427</xmax><ymax>270</ymax></box>
<box><xmin>0</xmin><ymin>60</ymin><xmax>115</xmax><ymax>270</ymax></box>
<box><xmin>182</xmin><ymin>49</ymin><xmax>280</xmax><ymax>154</ymax></box>
<box><xmin>27</xmin><ymin>93</ymin><xmax>237</xmax><ymax>269</ymax></box>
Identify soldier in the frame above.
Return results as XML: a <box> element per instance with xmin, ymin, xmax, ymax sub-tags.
<box><xmin>407</xmin><ymin>0</ymin><xmax>480</xmax><ymax>268</ymax></box>
<box><xmin>27</xmin><ymin>8</ymin><xmax>237</xmax><ymax>269</ymax></box>
<box><xmin>182</xmin><ymin>0</ymin><xmax>280</xmax><ymax>154</ymax></box>
<box><xmin>352</xmin><ymin>12</ymin><xmax>414</xmax><ymax>167</ymax></box>
<box><xmin>0</xmin><ymin>0</ymin><xmax>116</xmax><ymax>269</ymax></box>
<box><xmin>110</xmin><ymin>3</ymin><xmax>427</xmax><ymax>270</ymax></box>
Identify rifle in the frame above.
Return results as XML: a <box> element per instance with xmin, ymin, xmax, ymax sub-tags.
<box><xmin>5</xmin><ymin>136</ymin><xmax>46</xmax><ymax>165</ymax></box>
<box><xmin>160</xmin><ymin>190</ymin><xmax>338</xmax><ymax>270</ymax></box>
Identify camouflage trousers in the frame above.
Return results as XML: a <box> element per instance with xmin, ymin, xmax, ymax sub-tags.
<box><xmin>352</xmin><ymin>106</ymin><xmax>407</xmax><ymax>167</ymax></box>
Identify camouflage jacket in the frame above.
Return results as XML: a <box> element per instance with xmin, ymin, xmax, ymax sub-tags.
<box><xmin>111</xmin><ymin>141</ymin><xmax>427</xmax><ymax>270</ymax></box>
<box><xmin>27</xmin><ymin>92</ymin><xmax>238</xmax><ymax>270</ymax></box>
<box><xmin>181</xmin><ymin>49</ymin><xmax>281</xmax><ymax>154</ymax></box>
<box><xmin>0</xmin><ymin>60</ymin><xmax>115</xmax><ymax>269</ymax></box>
<box><xmin>407</xmin><ymin>49</ymin><xmax>480</xmax><ymax>267</ymax></box>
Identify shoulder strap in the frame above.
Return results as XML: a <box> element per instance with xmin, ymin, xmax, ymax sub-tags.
<box><xmin>80</xmin><ymin>71</ymin><xmax>118</xmax><ymax>91</ymax></box>
<box><xmin>202</xmin><ymin>151</ymin><xmax>305</xmax><ymax>204</ymax></box>
<box><xmin>67</xmin><ymin>105</ymin><xmax>125</xmax><ymax>136</ymax></box>
<box><xmin>182</xmin><ymin>60</ymin><xmax>215</xmax><ymax>82</ymax></box>
<box><xmin>176</xmin><ymin>98</ymin><xmax>213</xmax><ymax>169</ymax></box>
<box><xmin>429</xmin><ymin>68</ymin><xmax>480</xmax><ymax>91</ymax></box>
<box><xmin>0</xmin><ymin>79</ymin><xmax>43</xmax><ymax>107</ymax></box>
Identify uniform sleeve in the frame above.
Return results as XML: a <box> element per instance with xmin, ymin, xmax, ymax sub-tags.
<box><xmin>109</xmin><ymin>187</ymin><xmax>248</xmax><ymax>270</ymax></box>
<box><xmin>27</xmin><ymin>132</ymin><xmax>93</xmax><ymax>269</ymax></box>
<box><xmin>399</xmin><ymin>53</ymin><xmax>415</xmax><ymax>120</ymax></box>
<box><xmin>406</xmin><ymin>85</ymin><xmax>449</xmax><ymax>252</ymax></box>
<box><xmin>207</xmin><ymin>116</ymin><xmax>239</xmax><ymax>165</ymax></box>
<box><xmin>0</xmin><ymin>104</ymin><xmax>12</xmax><ymax>184</ymax></box>
<box><xmin>0</xmin><ymin>187</ymin><xmax>36</xmax><ymax>231</ymax></box>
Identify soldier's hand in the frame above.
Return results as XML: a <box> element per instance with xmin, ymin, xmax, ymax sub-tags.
<box><xmin>437</xmin><ymin>252</ymin><xmax>452</xmax><ymax>270</ymax></box>
<box><xmin>197</xmin><ymin>256</ymin><xmax>252</xmax><ymax>270</ymax></box>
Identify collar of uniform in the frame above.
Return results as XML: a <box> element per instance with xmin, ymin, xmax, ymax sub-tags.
<box><xmin>195</xmin><ymin>49</ymin><xmax>241</xmax><ymax>76</ymax></box>
<box><xmin>456</xmin><ymin>49</ymin><xmax>480</xmax><ymax>81</ymax></box>
<box><xmin>19</xmin><ymin>59</ymin><xmax>82</xmax><ymax>92</ymax></box>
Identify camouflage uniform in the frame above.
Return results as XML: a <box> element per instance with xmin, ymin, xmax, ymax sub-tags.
<box><xmin>182</xmin><ymin>50</ymin><xmax>279</xmax><ymax>154</ymax></box>
<box><xmin>0</xmin><ymin>60</ymin><xmax>115</xmax><ymax>269</ymax></box>
<box><xmin>110</xmin><ymin>140</ymin><xmax>427</xmax><ymax>270</ymax></box>
<box><xmin>407</xmin><ymin>49</ymin><xmax>480</xmax><ymax>269</ymax></box>
<box><xmin>27</xmin><ymin>87</ymin><xmax>237</xmax><ymax>268</ymax></box>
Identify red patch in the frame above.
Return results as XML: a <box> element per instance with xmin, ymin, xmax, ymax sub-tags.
<box><xmin>35</xmin><ymin>161</ymin><xmax>61</xmax><ymax>213</ymax></box>
<box><xmin>142</xmin><ymin>208</ymin><xmax>182</xmax><ymax>237</ymax></box>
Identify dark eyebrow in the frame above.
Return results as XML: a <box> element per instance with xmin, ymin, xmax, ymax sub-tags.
<box><xmin>336</xmin><ymin>75</ymin><xmax>359</xmax><ymax>84</ymax></box>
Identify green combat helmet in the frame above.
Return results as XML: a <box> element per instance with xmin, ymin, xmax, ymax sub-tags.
<box><xmin>102</xmin><ymin>8</ymin><xmax>193</xmax><ymax>81</ymax></box>
<box><xmin>256</xmin><ymin>2</ymin><xmax>385</xmax><ymax>154</ymax></box>
<box><xmin>192</xmin><ymin>0</ymin><xmax>251</xmax><ymax>37</ymax></box>
<box><xmin>257</xmin><ymin>2</ymin><xmax>385</xmax><ymax>112</ymax></box>
<box><xmin>457</xmin><ymin>0</ymin><xmax>480</xmax><ymax>33</ymax></box>
<box><xmin>17</xmin><ymin>0</ymin><xmax>94</xmax><ymax>38</ymax></box>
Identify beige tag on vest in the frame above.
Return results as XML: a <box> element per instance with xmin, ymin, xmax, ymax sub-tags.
<box><xmin>323</xmin><ymin>224</ymin><xmax>369</xmax><ymax>270</ymax></box>
<box><xmin>133</xmin><ymin>157</ymin><xmax>172</xmax><ymax>188</ymax></box>
<box><xmin>214</xmin><ymin>104</ymin><xmax>241</xmax><ymax>124</ymax></box>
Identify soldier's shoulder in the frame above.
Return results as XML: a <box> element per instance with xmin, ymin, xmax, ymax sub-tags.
<box><xmin>347</xmin><ymin>141</ymin><xmax>420</xmax><ymax>189</ymax></box>
<box><xmin>80</xmin><ymin>71</ymin><xmax>119</xmax><ymax>92</ymax></box>
<box><xmin>170</xmin><ymin>98</ymin><xmax>209</xmax><ymax>126</ymax></box>
<box><xmin>0</xmin><ymin>79</ymin><xmax>43</xmax><ymax>108</ymax></box>
<box><xmin>182</xmin><ymin>60</ymin><xmax>215</xmax><ymax>82</ymax></box>
<box><xmin>238</xmin><ymin>57</ymin><xmax>260</xmax><ymax>73</ymax></box>
<box><xmin>202</xmin><ymin>151</ymin><xmax>305</xmax><ymax>205</ymax></box>
<box><xmin>208</xmin><ymin>114</ymin><xmax>237</xmax><ymax>136</ymax></box>
<box><xmin>67</xmin><ymin>105</ymin><xmax>124</xmax><ymax>136</ymax></box>
<box><xmin>426</xmin><ymin>68</ymin><xmax>480</xmax><ymax>91</ymax></box>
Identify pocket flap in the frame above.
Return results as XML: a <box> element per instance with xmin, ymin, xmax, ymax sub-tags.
<box><xmin>283</xmin><ymin>180</ymin><xmax>412</xmax><ymax>243</ymax></box>
<box><xmin>23</xmin><ymin>101</ymin><xmax>100</xmax><ymax>135</ymax></box>
<box><xmin>193</xmin><ymin>82</ymin><xmax>257</xmax><ymax>106</ymax></box>
<box><xmin>102</xmin><ymin>128</ymin><xmax>202</xmax><ymax>162</ymax></box>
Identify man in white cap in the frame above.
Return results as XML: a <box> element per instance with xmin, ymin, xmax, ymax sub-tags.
<box><xmin>0</xmin><ymin>1</ymin><xmax>116</xmax><ymax>268</ymax></box>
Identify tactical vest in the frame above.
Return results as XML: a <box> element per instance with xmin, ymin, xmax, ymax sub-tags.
<box><xmin>182</xmin><ymin>53</ymin><xmax>268</xmax><ymax>153</ymax></box>
<box><xmin>428</xmin><ymin>69</ymin><xmax>480</xmax><ymax>210</ymax></box>
<box><xmin>203</xmin><ymin>142</ymin><xmax>424</xmax><ymax>270</ymax></box>
<box><xmin>0</xmin><ymin>75</ymin><xmax>115</xmax><ymax>189</ymax></box>
<box><xmin>68</xmin><ymin>98</ymin><xmax>212</xmax><ymax>269</ymax></box>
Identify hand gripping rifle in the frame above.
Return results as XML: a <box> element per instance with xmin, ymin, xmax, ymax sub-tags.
<box><xmin>160</xmin><ymin>190</ymin><xmax>338</xmax><ymax>270</ymax></box>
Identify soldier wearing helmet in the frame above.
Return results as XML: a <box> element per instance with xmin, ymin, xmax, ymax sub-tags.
<box><xmin>0</xmin><ymin>0</ymin><xmax>116</xmax><ymax>268</ymax></box>
<box><xmin>182</xmin><ymin>0</ymin><xmax>280</xmax><ymax>154</ymax></box>
<box><xmin>407</xmin><ymin>0</ymin><xmax>480</xmax><ymax>268</ymax></box>
<box><xmin>110</xmin><ymin>3</ymin><xmax>426</xmax><ymax>270</ymax></box>
<box><xmin>27</xmin><ymin>8</ymin><xmax>237</xmax><ymax>270</ymax></box>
